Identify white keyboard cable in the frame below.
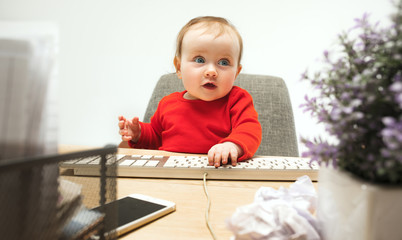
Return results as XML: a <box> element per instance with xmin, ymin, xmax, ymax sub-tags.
<box><xmin>203</xmin><ymin>172</ymin><xmax>218</xmax><ymax>240</ymax></box>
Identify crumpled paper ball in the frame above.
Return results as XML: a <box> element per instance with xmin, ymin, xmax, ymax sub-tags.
<box><xmin>226</xmin><ymin>175</ymin><xmax>321</xmax><ymax>240</ymax></box>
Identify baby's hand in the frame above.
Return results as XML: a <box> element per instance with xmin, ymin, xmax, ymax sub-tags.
<box><xmin>208</xmin><ymin>142</ymin><xmax>243</xmax><ymax>168</ymax></box>
<box><xmin>118</xmin><ymin>116</ymin><xmax>141</xmax><ymax>143</ymax></box>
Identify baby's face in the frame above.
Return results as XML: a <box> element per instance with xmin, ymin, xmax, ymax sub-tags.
<box><xmin>175</xmin><ymin>25</ymin><xmax>242</xmax><ymax>101</ymax></box>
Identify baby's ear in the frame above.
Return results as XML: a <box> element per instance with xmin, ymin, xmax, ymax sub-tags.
<box><xmin>235</xmin><ymin>64</ymin><xmax>242</xmax><ymax>79</ymax></box>
<box><xmin>173</xmin><ymin>57</ymin><xmax>182</xmax><ymax>79</ymax></box>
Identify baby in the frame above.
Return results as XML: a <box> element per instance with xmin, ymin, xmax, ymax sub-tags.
<box><xmin>118</xmin><ymin>16</ymin><xmax>262</xmax><ymax>167</ymax></box>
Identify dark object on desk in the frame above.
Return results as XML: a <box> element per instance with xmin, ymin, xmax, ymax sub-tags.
<box><xmin>0</xmin><ymin>145</ymin><xmax>118</xmax><ymax>240</ymax></box>
<box><xmin>135</xmin><ymin>73</ymin><xmax>299</xmax><ymax>157</ymax></box>
<box><xmin>92</xmin><ymin>194</ymin><xmax>176</xmax><ymax>236</ymax></box>
<box><xmin>61</xmin><ymin>207</ymin><xmax>105</xmax><ymax>240</ymax></box>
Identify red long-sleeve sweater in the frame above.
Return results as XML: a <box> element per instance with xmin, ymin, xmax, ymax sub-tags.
<box><xmin>129</xmin><ymin>86</ymin><xmax>262</xmax><ymax>161</ymax></box>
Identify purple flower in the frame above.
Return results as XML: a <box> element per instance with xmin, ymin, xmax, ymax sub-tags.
<box><xmin>300</xmin><ymin>1</ymin><xmax>402</xmax><ymax>184</ymax></box>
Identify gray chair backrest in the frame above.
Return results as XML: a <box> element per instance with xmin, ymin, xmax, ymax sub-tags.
<box><xmin>143</xmin><ymin>73</ymin><xmax>299</xmax><ymax>157</ymax></box>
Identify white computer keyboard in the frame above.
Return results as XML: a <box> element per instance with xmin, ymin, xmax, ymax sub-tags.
<box><xmin>60</xmin><ymin>154</ymin><xmax>319</xmax><ymax>181</ymax></box>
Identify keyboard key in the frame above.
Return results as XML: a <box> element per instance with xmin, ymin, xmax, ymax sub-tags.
<box><xmin>230</xmin><ymin>164</ymin><xmax>245</xmax><ymax>169</ymax></box>
<box><xmin>285</xmin><ymin>164</ymin><xmax>299</xmax><ymax>170</ymax></box>
<box><xmin>272</xmin><ymin>162</ymin><xmax>285</xmax><ymax>169</ymax></box>
<box><xmin>310</xmin><ymin>161</ymin><xmax>320</xmax><ymax>170</ymax></box>
<box><xmin>120</xmin><ymin>160</ymin><xmax>135</xmax><ymax>166</ymax></box>
<box><xmin>76</xmin><ymin>156</ymin><xmax>98</xmax><ymax>164</ymax></box>
<box><xmin>204</xmin><ymin>165</ymin><xmax>216</xmax><ymax>169</ymax></box>
<box><xmin>163</xmin><ymin>159</ymin><xmax>176</xmax><ymax>168</ymax></box>
<box><xmin>88</xmin><ymin>158</ymin><xmax>101</xmax><ymax>164</ymax></box>
<box><xmin>63</xmin><ymin>158</ymin><xmax>81</xmax><ymax>164</ymax></box>
<box><xmin>145</xmin><ymin>160</ymin><xmax>159</xmax><ymax>167</ymax></box>
<box><xmin>132</xmin><ymin>160</ymin><xmax>147</xmax><ymax>167</ymax></box>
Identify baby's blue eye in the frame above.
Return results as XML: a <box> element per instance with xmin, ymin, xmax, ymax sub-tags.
<box><xmin>194</xmin><ymin>57</ymin><xmax>205</xmax><ymax>63</ymax></box>
<box><xmin>219</xmin><ymin>59</ymin><xmax>230</xmax><ymax>66</ymax></box>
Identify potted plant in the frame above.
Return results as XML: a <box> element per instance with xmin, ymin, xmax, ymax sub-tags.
<box><xmin>300</xmin><ymin>1</ymin><xmax>402</xmax><ymax>239</ymax></box>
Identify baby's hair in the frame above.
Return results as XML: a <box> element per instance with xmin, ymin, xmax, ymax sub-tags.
<box><xmin>175</xmin><ymin>16</ymin><xmax>243</xmax><ymax>64</ymax></box>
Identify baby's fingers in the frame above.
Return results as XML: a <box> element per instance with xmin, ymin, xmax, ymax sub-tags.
<box><xmin>220</xmin><ymin>148</ymin><xmax>230</xmax><ymax>165</ymax></box>
<box><xmin>208</xmin><ymin>145</ymin><xmax>224</xmax><ymax>168</ymax></box>
<box><xmin>119</xmin><ymin>128</ymin><xmax>128</xmax><ymax>136</ymax></box>
<box><xmin>118</xmin><ymin>120</ymin><xmax>125</xmax><ymax>130</ymax></box>
<box><xmin>208</xmin><ymin>147</ymin><xmax>218</xmax><ymax>167</ymax></box>
<box><xmin>118</xmin><ymin>116</ymin><xmax>127</xmax><ymax>129</ymax></box>
<box><xmin>229</xmin><ymin>148</ymin><xmax>238</xmax><ymax>166</ymax></box>
<box><xmin>121</xmin><ymin>135</ymin><xmax>132</xmax><ymax>141</ymax></box>
<box><xmin>128</xmin><ymin>117</ymin><xmax>140</xmax><ymax>131</ymax></box>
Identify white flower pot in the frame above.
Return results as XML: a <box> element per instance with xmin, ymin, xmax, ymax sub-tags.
<box><xmin>317</xmin><ymin>165</ymin><xmax>402</xmax><ymax>240</ymax></box>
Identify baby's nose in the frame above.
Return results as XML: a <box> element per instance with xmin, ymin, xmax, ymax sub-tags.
<box><xmin>204</xmin><ymin>65</ymin><xmax>217</xmax><ymax>78</ymax></box>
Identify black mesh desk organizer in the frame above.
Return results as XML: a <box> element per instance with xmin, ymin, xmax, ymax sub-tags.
<box><xmin>0</xmin><ymin>145</ymin><xmax>118</xmax><ymax>240</ymax></box>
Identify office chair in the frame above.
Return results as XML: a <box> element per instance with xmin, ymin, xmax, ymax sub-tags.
<box><xmin>121</xmin><ymin>73</ymin><xmax>299</xmax><ymax>157</ymax></box>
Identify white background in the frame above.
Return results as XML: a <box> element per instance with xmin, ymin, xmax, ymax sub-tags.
<box><xmin>0</xmin><ymin>0</ymin><xmax>395</xmax><ymax>154</ymax></box>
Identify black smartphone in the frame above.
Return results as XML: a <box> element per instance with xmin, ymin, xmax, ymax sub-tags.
<box><xmin>92</xmin><ymin>194</ymin><xmax>176</xmax><ymax>237</ymax></box>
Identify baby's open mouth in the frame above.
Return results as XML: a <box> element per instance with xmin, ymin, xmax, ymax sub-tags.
<box><xmin>203</xmin><ymin>82</ymin><xmax>217</xmax><ymax>89</ymax></box>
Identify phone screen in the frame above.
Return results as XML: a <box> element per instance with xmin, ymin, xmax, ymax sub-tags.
<box><xmin>116</xmin><ymin>197</ymin><xmax>166</xmax><ymax>226</ymax></box>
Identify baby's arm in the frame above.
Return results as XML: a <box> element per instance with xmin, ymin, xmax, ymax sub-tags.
<box><xmin>208</xmin><ymin>142</ymin><xmax>244</xmax><ymax>168</ymax></box>
<box><xmin>118</xmin><ymin>115</ymin><xmax>141</xmax><ymax>143</ymax></box>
